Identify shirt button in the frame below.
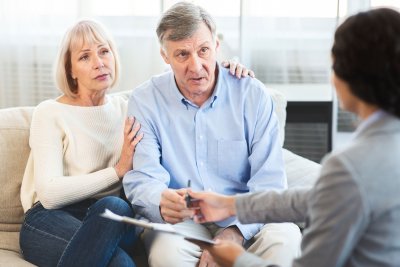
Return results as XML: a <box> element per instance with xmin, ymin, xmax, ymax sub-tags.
<box><xmin>199</xmin><ymin>135</ymin><xmax>203</xmax><ymax>140</ymax></box>
<box><xmin>200</xmin><ymin>162</ymin><xmax>204</xmax><ymax>166</ymax></box>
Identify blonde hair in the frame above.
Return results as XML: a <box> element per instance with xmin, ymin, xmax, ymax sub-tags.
<box><xmin>54</xmin><ymin>19</ymin><xmax>121</xmax><ymax>97</ymax></box>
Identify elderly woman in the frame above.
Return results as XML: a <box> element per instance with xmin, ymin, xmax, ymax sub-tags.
<box><xmin>19</xmin><ymin>20</ymin><xmax>143</xmax><ymax>267</ymax></box>
<box><xmin>188</xmin><ymin>7</ymin><xmax>400</xmax><ymax>267</ymax></box>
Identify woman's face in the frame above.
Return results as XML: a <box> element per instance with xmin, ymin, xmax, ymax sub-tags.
<box><xmin>331</xmin><ymin>71</ymin><xmax>358</xmax><ymax>113</ymax></box>
<box><xmin>70</xmin><ymin>41</ymin><xmax>115</xmax><ymax>94</ymax></box>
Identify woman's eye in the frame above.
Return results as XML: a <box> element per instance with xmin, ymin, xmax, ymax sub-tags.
<box><xmin>79</xmin><ymin>55</ymin><xmax>89</xmax><ymax>61</ymax></box>
<box><xmin>101</xmin><ymin>49</ymin><xmax>110</xmax><ymax>55</ymax></box>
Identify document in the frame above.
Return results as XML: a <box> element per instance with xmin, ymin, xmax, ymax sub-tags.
<box><xmin>101</xmin><ymin>209</ymin><xmax>216</xmax><ymax>245</ymax></box>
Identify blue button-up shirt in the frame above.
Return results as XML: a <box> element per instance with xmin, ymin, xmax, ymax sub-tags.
<box><xmin>124</xmin><ymin>65</ymin><xmax>287</xmax><ymax>240</ymax></box>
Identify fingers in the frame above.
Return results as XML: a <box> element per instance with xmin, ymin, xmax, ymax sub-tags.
<box><xmin>234</xmin><ymin>64</ymin><xmax>244</xmax><ymax>79</ymax></box>
<box><xmin>236</xmin><ymin>64</ymin><xmax>255</xmax><ymax>79</ymax></box>
<box><xmin>160</xmin><ymin>189</ymin><xmax>195</xmax><ymax>223</ymax></box>
<box><xmin>125</xmin><ymin>116</ymin><xmax>143</xmax><ymax>151</ymax></box>
<box><xmin>130</xmin><ymin>132</ymin><xmax>143</xmax><ymax>149</ymax></box>
<box><xmin>187</xmin><ymin>189</ymin><xmax>200</xmax><ymax>200</ymax></box>
<box><xmin>221</xmin><ymin>57</ymin><xmax>256</xmax><ymax>79</ymax></box>
<box><xmin>162</xmin><ymin>188</ymin><xmax>186</xmax><ymax>204</ymax></box>
<box><xmin>198</xmin><ymin>250</ymin><xmax>217</xmax><ymax>267</ymax></box>
<box><xmin>249</xmin><ymin>69</ymin><xmax>255</xmax><ymax>78</ymax></box>
<box><xmin>124</xmin><ymin>116</ymin><xmax>134</xmax><ymax>135</ymax></box>
<box><xmin>241</xmin><ymin>67</ymin><xmax>249</xmax><ymax>78</ymax></box>
<box><xmin>229</xmin><ymin>61</ymin><xmax>238</xmax><ymax>77</ymax></box>
<box><xmin>160</xmin><ymin>208</ymin><xmax>195</xmax><ymax>224</ymax></box>
<box><xmin>193</xmin><ymin>213</ymin><xmax>206</xmax><ymax>224</ymax></box>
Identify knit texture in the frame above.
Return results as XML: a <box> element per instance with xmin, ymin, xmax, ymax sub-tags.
<box><xmin>21</xmin><ymin>95</ymin><xmax>127</xmax><ymax>211</ymax></box>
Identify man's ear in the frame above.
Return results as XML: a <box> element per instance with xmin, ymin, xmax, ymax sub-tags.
<box><xmin>215</xmin><ymin>38</ymin><xmax>220</xmax><ymax>53</ymax></box>
<box><xmin>160</xmin><ymin>48</ymin><xmax>170</xmax><ymax>64</ymax></box>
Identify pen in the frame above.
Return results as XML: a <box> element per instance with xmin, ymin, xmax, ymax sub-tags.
<box><xmin>185</xmin><ymin>179</ymin><xmax>191</xmax><ymax>208</ymax></box>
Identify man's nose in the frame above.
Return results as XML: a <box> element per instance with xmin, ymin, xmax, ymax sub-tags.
<box><xmin>188</xmin><ymin>55</ymin><xmax>202</xmax><ymax>73</ymax></box>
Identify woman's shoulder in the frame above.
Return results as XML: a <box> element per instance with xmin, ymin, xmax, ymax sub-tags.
<box><xmin>107</xmin><ymin>94</ymin><xmax>128</xmax><ymax>113</ymax></box>
<box><xmin>34</xmin><ymin>99</ymin><xmax>61</xmax><ymax>116</ymax></box>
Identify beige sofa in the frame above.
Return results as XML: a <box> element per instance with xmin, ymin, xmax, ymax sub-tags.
<box><xmin>0</xmin><ymin>89</ymin><xmax>321</xmax><ymax>267</ymax></box>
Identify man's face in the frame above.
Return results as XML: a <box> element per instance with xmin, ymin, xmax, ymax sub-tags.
<box><xmin>161</xmin><ymin>22</ymin><xmax>219</xmax><ymax>105</ymax></box>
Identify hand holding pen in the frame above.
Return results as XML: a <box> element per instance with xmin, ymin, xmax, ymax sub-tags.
<box><xmin>159</xmin><ymin>182</ymin><xmax>196</xmax><ymax>224</ymax></box>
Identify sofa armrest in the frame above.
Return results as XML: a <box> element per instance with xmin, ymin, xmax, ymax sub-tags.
<box><xmin>283</xmin><ymin>148</ymin><xmax>321</xmax><ymax>188</ymax></box>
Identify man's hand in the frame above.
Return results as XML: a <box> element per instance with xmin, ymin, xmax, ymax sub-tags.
<box><xmin>188</xmin><ymin>190</ymin><xmax>236</xmax><ymax>223</ymax></box>
<box><xmin>198</xmin><ymin>226</ymin><xmax>244</xmax><ymax>267</ymax></box>
<box><xmin>159</xmin><ymin>188</ymin><xmax>195</xmax><ymax>224</ymax></box>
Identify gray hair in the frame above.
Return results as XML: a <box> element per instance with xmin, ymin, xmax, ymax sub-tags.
<box><xmin>156</xmin><ymin>2</ymin><xmax>216</xmax><ymax>46</ymax></box>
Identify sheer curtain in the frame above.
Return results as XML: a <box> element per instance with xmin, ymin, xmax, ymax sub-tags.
<box><xmin>1</xmin><ymin>0</ymin><xmax>399</xmax><ymax>111</ymax></box>
<box><xmin>0</xmin><ymin>0</ymin><xmax>166</xmax><ymax>108</ymax></box>
<box><xmin>0</xmin><ymin>1</ymin><xmax>78</xmax><ymax>107</ymax></box>
<box><xmin>0</xmin><ymin>0</ymin><xmax>241</xmax><ymax>109</ymax></box>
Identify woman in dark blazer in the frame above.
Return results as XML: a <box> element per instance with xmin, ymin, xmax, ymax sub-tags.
<box><xmin>188</xmin><ymin>7</ymin><xmax>400</xmax><ymax>267</ymax></box>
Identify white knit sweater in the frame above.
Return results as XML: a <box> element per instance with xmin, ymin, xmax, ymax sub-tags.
<box><xmin>21</xmin><ymin>95</ymin><xmax>128</xmax><ymax>212</ymax></box>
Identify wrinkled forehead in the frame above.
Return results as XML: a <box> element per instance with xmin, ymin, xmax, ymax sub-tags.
<box><xmin>69</xmin><ymin>25</ymin><xmax>108</xmax><ymax>52</ymax></box>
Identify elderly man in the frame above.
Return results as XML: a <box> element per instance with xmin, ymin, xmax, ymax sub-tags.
<box><xmin>123</xmin><ymin>2</ymin><xmax>301</xmax><ymax>267</ymax></box>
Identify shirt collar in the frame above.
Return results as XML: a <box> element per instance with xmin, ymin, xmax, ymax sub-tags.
<box><xmin>169</xmin><ymin>63</ymin><xmax>221</xmax><ymax>109</ymax></box>
<box><xmin>352</xmin><ymin>109</ymin><xmax>386</xmax><ymax>139</ymax></box>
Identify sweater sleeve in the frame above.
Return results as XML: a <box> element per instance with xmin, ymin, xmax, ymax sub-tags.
<box><xmin>30</xmin><ymin>102</ymin><xmax>121</xmax><ymax>209</ymax></box>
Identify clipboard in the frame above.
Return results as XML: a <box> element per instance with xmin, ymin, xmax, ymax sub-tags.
<box><xmin>100</xmin><ymin>209</ymin><xmax>216</xmax><ymax>245</ymax></box>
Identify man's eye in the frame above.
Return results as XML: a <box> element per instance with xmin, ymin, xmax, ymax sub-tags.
<box><xmin>200</xmin><ymin>47</ymin><xmax>209</xmax><ymax>54</ymax></box>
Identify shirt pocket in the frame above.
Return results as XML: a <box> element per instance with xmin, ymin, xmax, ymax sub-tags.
<box><xmin>217</xmin><ymin>140</ymin><xmax>249</xmax><ymax>181</ymax></box>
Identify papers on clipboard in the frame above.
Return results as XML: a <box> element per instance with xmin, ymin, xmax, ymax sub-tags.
<box><xmin>100</xmin><ymin>209</ymin><xmax>216</xmax><ymax>245</ymax></box>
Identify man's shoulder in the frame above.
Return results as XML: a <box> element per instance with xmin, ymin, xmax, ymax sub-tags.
<box><xmin>131</xmin><ymin>70</ymin><xmax>172</xmax><ymax>98</ymax></box>
<box><xmin>220</xmin><ymin>67</ymin><xmax>267</xmax><ymax>95</ymax></box>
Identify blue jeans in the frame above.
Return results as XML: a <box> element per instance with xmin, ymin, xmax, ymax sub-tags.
<box><xmin>20</xmin><ymin>196</ymin><xmax>137</xmax><ymax>267</ymax></box>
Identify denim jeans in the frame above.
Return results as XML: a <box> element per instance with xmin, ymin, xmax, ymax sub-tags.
<box><xmin>20</xmin><ymin>196</ymin><xmax>137</xmax><ymax>267</ymax></box>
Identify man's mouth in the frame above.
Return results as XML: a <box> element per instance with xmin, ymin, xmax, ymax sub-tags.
<box><xmin>190</xmin><ymin>77</ymin><xmax>205</xmax><ymax>81</ymax></box>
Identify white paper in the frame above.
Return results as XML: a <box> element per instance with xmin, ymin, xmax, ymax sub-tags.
<box><xmin>101</xmin><ymin>209</ymin><xmax>123</xmax><ymax>221</ymax></box>
<box><xmin>100</xmin><ymin>209</ymin><xmax>215</xmax><ymax>245</ymax></box>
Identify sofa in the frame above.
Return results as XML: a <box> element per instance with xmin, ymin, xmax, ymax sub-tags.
<box><xmin>0</xmin><ymin>88</ymin><xmax>321</xmax><ymax>267</ymax></box>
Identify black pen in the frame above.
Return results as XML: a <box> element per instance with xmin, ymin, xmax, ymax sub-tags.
<box><xmin>185</xmin><ymin>180</ymin><xmax>192</xmax><ymax>208</ymax></box>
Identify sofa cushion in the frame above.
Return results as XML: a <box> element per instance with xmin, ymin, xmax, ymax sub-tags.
<box><xmin>283</xmin><ymin>148</ymin><xmax>321</xmax><ymax>188</ymax></box>
<box><xmin>266</xmin><ymin>88</ymin><xmax>287</xmax><ymax>147</ymax></box>
<box><xmin>0</xmin><ymin>249</ymin><xmax>36</xmax><ymax>267</ymax></box>
<box><xmin>0</xmin><ymin>107</ymin><xmax>33</xmax><ymax>253</ymax></box>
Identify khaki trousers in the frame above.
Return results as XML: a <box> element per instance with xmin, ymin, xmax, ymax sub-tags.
<box><xmin>142</xmin><ymin>220</ymin><xmax>301</xmax><ymax>267</ymax></box>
